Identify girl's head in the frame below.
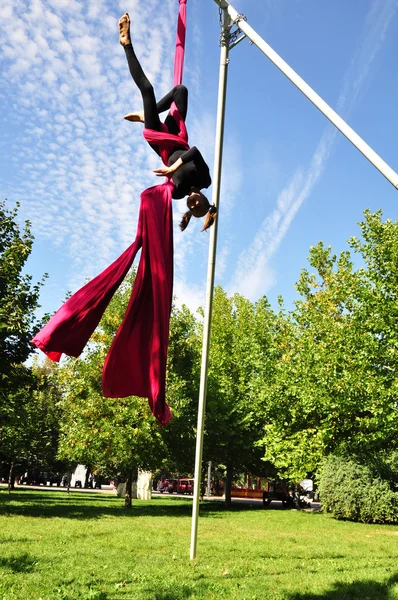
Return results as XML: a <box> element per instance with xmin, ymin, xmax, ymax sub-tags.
<box><xmin>180</xmin><ymin>190</ymin><xmax>217</xmax><ymax>232</ymax></box>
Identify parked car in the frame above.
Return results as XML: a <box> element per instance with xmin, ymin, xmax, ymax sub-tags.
<box><xmin>166</xmin><ymin>478</ymin><xmax>194</xmax><ymax>495</ymax></box>
<box><xmin>177</xmin><ymin>478</ymin><xmax>194</xmax><ymax>494</ymax></box>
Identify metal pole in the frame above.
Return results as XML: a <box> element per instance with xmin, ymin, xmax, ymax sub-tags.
<box><xmin>213</xmin><ymin>0</ymin><xmax>398</xmax><ymax>190</ymax></box>
<box><xmin>207</xmin><ymin>461</ymin><xmax>212</xmax><ymax>497</ymax></box>
<box><xmin>190</xmin><ymin>8</ymin><xmax>230</xmax><ymax>561</ymax></box>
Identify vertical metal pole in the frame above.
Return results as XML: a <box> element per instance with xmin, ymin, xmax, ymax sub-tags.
<box><xmin>207</xmin><ymin>461</ymin><xmax>212</xmax><ymax>497</ymax></box>
<box><xmin>190</xmin><ymin>8</ymin><xmax>230</xmax><ymax>561</ymax></box>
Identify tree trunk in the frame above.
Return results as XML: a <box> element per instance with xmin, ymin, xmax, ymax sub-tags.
<box><xmin>84</xmin><ymin>467</ymin><xmax>91</xmax><ymax>489</ymax></box>
<box><xmin>8</xmin><ymin>461</ymin><xmax>14</xmax><ymax>495</ymax></box>
<box><xmin>124</xmin><ymin>475</ymin><xmax>132</xmax><ymax>509</ymax></box>
<box><xmin>224</xmin><ymin>464</ymin><xmax>233</xmax><ymax>508</ymax></box>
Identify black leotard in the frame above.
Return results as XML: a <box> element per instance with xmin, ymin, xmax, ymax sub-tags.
<box><xmin>168</xmin><ymin>146</ymin><xmax>211</xmax><ymax>199</ymax></box>
<box><xmin>124</xmin><ymin>43</ymin><xmax>211</xmax><ymax>199</ymax></box>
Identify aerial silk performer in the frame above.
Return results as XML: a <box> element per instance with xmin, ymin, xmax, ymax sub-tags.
<box><xmin>119</xmin><ymin>11</ymin><xmax>215</xmax><ymax>232</ymax></box>
<box><xmin>31</xmin><ymin>1</ymin><xmax>215</xmax><ymax>425</ymax></box>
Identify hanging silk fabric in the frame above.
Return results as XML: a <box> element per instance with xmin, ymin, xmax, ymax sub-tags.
<box><xmin>31</xmin><ymin>0</ymin><xmax>188</xmax><ymax>426</ymax></box>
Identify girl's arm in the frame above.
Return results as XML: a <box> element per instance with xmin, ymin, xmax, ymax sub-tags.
<box><xmin>153</xmin><ymin>157</ymin><xmax>183</xmax><ymax>177</ymax></box>
<box><xmin>153</xmin><ymin>147</ymin><xmax>210</xmax><ymax>181</ymax></box>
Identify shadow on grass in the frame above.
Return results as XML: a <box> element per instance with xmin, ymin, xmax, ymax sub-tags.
<box><xmin>150</xmin><ymin>589</ymin><xmax>199</xmax><ymax>599</ymax></box>
<box><xmin>0</xmin><ymin>552</ymin><xmax>38</xmax><ymax>573</ymax></box>
<box><xmin>141</xmin><ymin>581</ymin><xmax>210</xmax><ymax>600</ymax></box>
<box><xmin>0</xmin><ymin>536</ymin><xmax>32</xmax><ymax>545</ymax></box>
<box><xmin>50</xmin><ymin>585</ymin><xmax>108</xmax><ymax>600</ymax></box>
<box><xmin>288</xmin><ymin>573</ymin><xmax>398</xmax><ymax>600</ymax></box>
<box><xmin>0</xmin><ymin>489</ymin><xmax>272</xmax><ymax>521</ymax></box>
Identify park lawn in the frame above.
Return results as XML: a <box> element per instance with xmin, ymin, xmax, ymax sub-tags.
<box><xmin>1</xmin><ymin>489</ymin><xmax>398</xmax><ymax>600</ymax></box>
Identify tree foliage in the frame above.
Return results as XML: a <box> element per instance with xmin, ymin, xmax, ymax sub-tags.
<box><xmin>0</xmin><ymin>200</ymin><xmax>46</xmax><ymax>375</ymax></box>
<box><xmin>203</xmin><ymin>287</ymin><xmax>277</xmax><ymax>503</ymax></box>
<box><xmin>319</xmin><ymin>455</ymin><xmax>398</xmax><ymax>524</ymax></box>
<box><xmin>0</xmin><ymin>200</ymin><xmax>50</xmax><ymax>486</ymax></box>
<box><xmin>56</xmin><ymin>272</ymin><xmax>170</xmax><ymax>505</ymax></box>
<box><xmin>160</xmin><ymin>303</ymin><xmax>201</xmax><ymax>473</ymax></box>
<box><xmin>56</xmin><ymin>211</ymin><xmax>398</xmax><ymax>501</ymax></box>
<box><xmin>260</xmin><ymin>210</ymin><xmax>398</xmax><ymax>481</ymax></box>
<box><xmin>6</xmin><ymin>198</ymin><xmax>397</xmax><ymax>512</ymax></box>
<box><xmin>1</xmin><ymin>360</ymin><xmax>64</xmax><ymax>476</ymax></box>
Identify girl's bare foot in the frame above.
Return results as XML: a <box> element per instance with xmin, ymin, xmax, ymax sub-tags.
<box><xmin>124</xmin><ymin>110</ymin><xmax>145</xmax><ymax>123</ymax></box>
<box><xmin>119</xmin><ymin>13</ymin><xmax>131</xmax><ymax>46</ymax></box>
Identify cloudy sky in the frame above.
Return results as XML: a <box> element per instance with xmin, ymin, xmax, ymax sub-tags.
<box><xmin>1</xmin><ymin>0</ymin><xmax>398</xmax><ymax>318</ymax></box>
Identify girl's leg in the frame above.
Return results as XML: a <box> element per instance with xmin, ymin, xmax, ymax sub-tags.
<box><xmin>160</xmin><ymin>85</ymin><xmax>188</xmax><ymax>136</ymax></box>
<box><xmin>123</xmin><ymin>44</ymin><xmax>161</xmax><ymax>132</ymax></box>
<box><xmin>119</xmin><ymin>13</ymin><xmax>161</xmax><ymax>153</ymax></box>
<box><xmin>157</xmin><ymin>85</ymin><xmax>188</xmax><ymax>119</ymax></box>
<box><xmin>124</xmin><ymin>85</ymin><xmax>188</xmax><ymax>134</ymax></box>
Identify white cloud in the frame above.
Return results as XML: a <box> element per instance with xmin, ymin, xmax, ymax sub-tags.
<box><xmin>0</xmin><ymin>0</ymin><xmax>185</xmax><ymax>299</ymax></box>
<box><xmin>173</xmin><ymin>278</ymin><xmax>205</xmax><ymax>314</ymax></box>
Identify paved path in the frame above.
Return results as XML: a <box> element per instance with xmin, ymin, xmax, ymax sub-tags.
<box><xmin>1</xmin><ymin>484</ymin><xmax>320</xmax><ymax>511</ymax></box>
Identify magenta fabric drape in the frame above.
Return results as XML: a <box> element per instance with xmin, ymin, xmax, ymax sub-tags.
<box><xmin>174</xmin><ymin>0</ymin><xmax>187</xmax><ymax>87</ymax></box>
<box><xmin>31</xmin><ymin>0</ymin><xmax>189</xmax><ymax>426</ymax></box>
<box><xmin>143</xmin><ymin>0</ymin><xmax>189</xmax><ymax>162</ymax></box>
<box><xmin>102</xmin><ymin>181</ymin><xmax>174</xmax><ymax>426</ymax></box>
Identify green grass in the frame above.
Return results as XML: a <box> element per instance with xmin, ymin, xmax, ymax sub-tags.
<box><xmin>1</xmin><ymin>488</ymin><xmax>398</xmax><ymax>600</ymax></box>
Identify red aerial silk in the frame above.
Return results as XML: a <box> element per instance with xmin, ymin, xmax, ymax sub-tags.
<box><xmin>31</xmin><ymin>0</ymin><xmax>189</xmax><ymax>426</ymax></box>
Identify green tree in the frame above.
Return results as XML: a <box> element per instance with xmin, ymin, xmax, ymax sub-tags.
<box><xmin>57</xmin><ymin>272</ymin><xmax>187</xmax><ymax>507</ymax></box>
<box><xmin>260</xmin><ymin>210</ymin><xmax>398</xmax><ymax>481</ymax></box>
<box><xmin>204</xmin><ymin>287</ymin><xmax>278</xmax><ymax>505</ymax></box>
<box><xmin>160</xmin><ymin>303</ymin><xmax>201</xmax><ymax>474</ymax></box>
<box><xmin>1</xmin><ymin>360</ymin><xmax>64</xmax><ymax>493</ymax></box>
<box><xmin>0</xmin><ymin>200</ymin><xmax>46</xmax><ymax>375</ymax></box>
<box><xmin>0</xmin><ymin>199</ymin><xmax>48</xmax><ymax>489</ymax></box>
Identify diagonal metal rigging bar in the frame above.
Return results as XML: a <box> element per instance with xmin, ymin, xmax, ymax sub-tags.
<box><xmin>213</xmin><ymin>0</ymin><xmax>398</xmax><ymax>189</ymax></box>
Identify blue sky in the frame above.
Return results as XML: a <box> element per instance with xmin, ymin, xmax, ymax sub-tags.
<box><xmin>1</xmin><ymin>0</ymin><xmax>398</xmax><ymax>318</ymax></box>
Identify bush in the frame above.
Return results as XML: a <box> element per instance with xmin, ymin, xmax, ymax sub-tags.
<box><xmin>319</xmin><ymin>455</ymin><xmax>398</xmax><ymax>524</ymax></box>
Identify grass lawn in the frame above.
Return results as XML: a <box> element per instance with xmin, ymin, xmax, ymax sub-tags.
<box><xmin>1</xmin><ymin>488</ymin><xmax>398</xmax><ymax>600</ymax></box>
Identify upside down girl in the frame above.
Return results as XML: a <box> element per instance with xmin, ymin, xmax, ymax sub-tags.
<box><xmin>119</xmin><ymin>12</ymin><xmax>216</xmax><ymax>232</ymax></box>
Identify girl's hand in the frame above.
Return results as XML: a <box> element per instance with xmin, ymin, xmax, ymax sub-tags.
<box><xmin>153</xmin><ymin>166</ymin><xmax>175</xmax><ymax>177</ymax></box>
<box><xmin>153</xmin><ymin>158</ymin><xmax>183</xmax><ymax>177</ymax></box>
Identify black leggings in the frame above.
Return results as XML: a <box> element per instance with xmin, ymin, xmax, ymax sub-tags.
<box><xmin>124</xmin><ymin>43</ymin><xmax>188</xmax><ymax>156</ymax></box>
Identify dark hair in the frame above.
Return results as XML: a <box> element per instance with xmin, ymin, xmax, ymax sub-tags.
<box><xmin>179</xmin><ymin>210</ymin><xmax>193</xmax><ymax>231</ymax></box>
<box><xmin>179</xmin><ymin>205</ymin><xmax>217</xmax><ymax>233</ymax></box>
<box><xmin>201</xmin><ymin>205</ymin><xmax>217</xmax><ymax>232</ymax></box>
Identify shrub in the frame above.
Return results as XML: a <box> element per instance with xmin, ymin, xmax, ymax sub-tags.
<box><xmin>319</xmin><ymin>455</ymin><xmax>398</xmax><ymax>524</ymax></box>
